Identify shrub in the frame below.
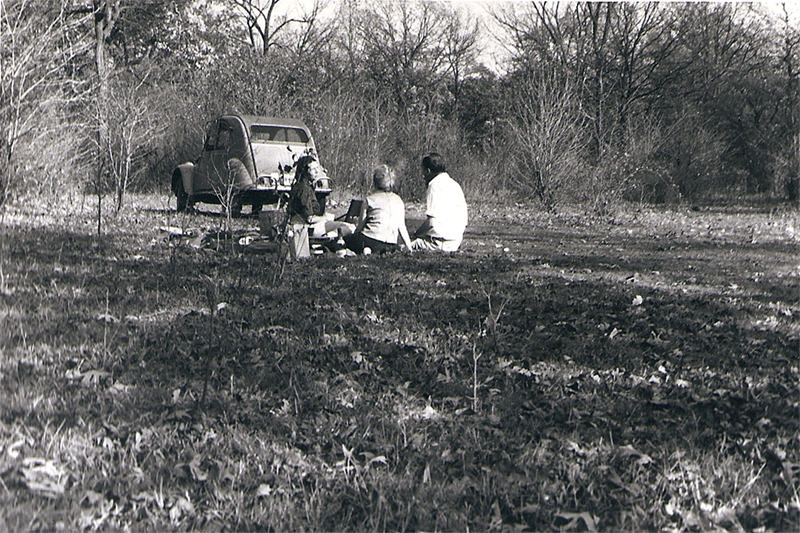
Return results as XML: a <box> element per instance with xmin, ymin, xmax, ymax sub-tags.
<box><xmin>503</xmin><ymin>71</ymin><xmax>587</xmax><ymax>210</ymax></box>
<box><xmin>586</xmin><ymin>114</ymin><xmax>678</xmax><ymax>214</ymax></box>
<box><xmin>397</xmin><ymin>112</ymin><xmax>493</xmax><ymax>201</ymax></box>
<box><xmin>101</xmin><ymin>70</ymin><xmax>167</xmax><ymax>211</ymax></box>
<box><xmin>307</xmin><ymin>89</ymin><xmax>496</xmax><ymax>203</ymax></box>
<box><xmin>659</xmin><ymin>113</ymin><xmax>726</xmax><ymax>202</ymax></box>
<box><xmin>139</xmin><ymin>82</ymin><xmax>206</xmax><ymax>194</ymax></box>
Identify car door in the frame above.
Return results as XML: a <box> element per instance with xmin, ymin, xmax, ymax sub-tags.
<box><xmin>192</xmin><ymin>120</ymin><xmax>219</xmax><ymax>194</ymax></box>
<box><xmin>209</xmin><ymin>121</ymin><xmax>233</xmax><ymax>192</ymax></box>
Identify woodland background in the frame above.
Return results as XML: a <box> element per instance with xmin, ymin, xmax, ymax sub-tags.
<box><xmin>1</xmin><ymin>0</ymin><xmax>799</xmax><ymax>213</ymax></box>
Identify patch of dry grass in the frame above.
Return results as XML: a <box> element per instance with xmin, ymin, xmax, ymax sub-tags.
<box><xmin>0</xmin><ymin>194</ymin><xmax>798</xmax><ymax>530</ymax></box>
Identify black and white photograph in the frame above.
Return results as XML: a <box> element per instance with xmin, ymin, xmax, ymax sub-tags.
<box><xmin>1</xmin><ymin>0</ymin><xmax>798</xmax><ymax>530</ymax></box>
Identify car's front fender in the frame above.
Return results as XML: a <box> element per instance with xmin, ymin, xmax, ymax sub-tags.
<box><xmin>172</xmin><ymin>163</ymin><xmax>195</xmax><ymax>194</ymax></box>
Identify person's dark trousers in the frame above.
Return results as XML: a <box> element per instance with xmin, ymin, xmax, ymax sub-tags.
<box><xmin>343</xmin><ymin>233</ymin><xmax>397</xmax><ymax>254</ymax></box>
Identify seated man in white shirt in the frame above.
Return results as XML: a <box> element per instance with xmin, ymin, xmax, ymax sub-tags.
<box><xmin>411</xmin><ymin>152</ymin><xmax>468</xmax><ymax>252</ymax></box>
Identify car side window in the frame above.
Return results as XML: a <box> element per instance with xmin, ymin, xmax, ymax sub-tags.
<box><xmin>286</xmin><ymin>128</ymin><xmax>308</xmax><ymax>143</ymax></box>
<box><xmin>250</xmin><ymin>125</ymin><xmax>309</xmax><ymax>144</ymax></box>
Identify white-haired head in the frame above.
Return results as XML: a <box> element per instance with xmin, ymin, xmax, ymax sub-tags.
<box><xmin>373</xmin><ymin>164</ymin><xmax>396</xmax><ymax>192</ymax></box>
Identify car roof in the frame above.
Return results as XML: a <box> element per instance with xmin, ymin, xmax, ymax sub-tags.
<box><xmin>226</xmin><ymin>114</ymin><xmax>311</xmax><ymax>133</ymax></box>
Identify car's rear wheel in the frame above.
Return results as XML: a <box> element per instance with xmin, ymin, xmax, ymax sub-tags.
<box><xmin>175</xmin><ymin>176</ymin><xmax>188</xmax><ymax>212</ymax></box>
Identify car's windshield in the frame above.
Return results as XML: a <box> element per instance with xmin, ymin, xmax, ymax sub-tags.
<box><xmin>250</xmin><ymin>125</ymin><xmax>309</xmax><ymax>144</ymax></box>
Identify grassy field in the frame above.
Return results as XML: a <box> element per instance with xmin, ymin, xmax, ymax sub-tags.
<box><xmin>1</xmin><ymin>194</ymin><xmax>798</xmax><ymax>531</ymax></box>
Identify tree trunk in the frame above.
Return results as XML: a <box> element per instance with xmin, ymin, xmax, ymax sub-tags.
<box><xmin>93</xmin><ymin>0</ymin><xmax>120</xmax><ymax>235</ymax></box>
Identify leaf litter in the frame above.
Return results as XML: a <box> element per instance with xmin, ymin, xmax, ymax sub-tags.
<box><xmin>0</xmin><ymin>196</ymin><xmax>798</xmax><ymax>530</ymax></box>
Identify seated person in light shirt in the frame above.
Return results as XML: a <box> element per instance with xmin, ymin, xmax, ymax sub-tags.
<box><xmin>411</xmin><ymin>152</ymin><xmax>468</xmax><ymax>252</ymax></box>
<box><xmin>341</xmin><ymin>164</ymin><xmax>413</xmax><ymax>255</ymax></box>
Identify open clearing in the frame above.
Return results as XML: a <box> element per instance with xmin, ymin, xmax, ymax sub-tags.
<box><xmin>0</xmin><ymin>195</ymin><xmax>798</xmax><ymax>531</ymax></box>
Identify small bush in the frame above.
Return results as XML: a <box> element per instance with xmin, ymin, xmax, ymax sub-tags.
<box><xmin>659</xmin><ymin>113</ymin><xmax>726</xmax><ymax>202</ymax></box>
<box><xmin>503</xmin><ymin>71</ymin><xmax>587</xmax><ymax>210</ymax></box>
<box><xmin>304</xmin><ymin>88</ymin><xmax>397</xmax><ymax>197</ymax></box>
<box><xmin>397</xmin><ymin>112</ymin><xmax>495</xmax><ymax>201</ymax></box>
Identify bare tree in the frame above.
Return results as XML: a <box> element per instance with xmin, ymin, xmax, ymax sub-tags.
<box><xmin>230</xmin><ymin>0</ymin><xmax>321</xmax><ymax>56</ymax></box>
<box><xmin>776</xmin><ymin>4</ymin><xmax>800</xmax><ymax>201</ymax></box>
<box><xmin>356</xmin><ymin>0</ymin><xmax>449</xmax><ymax>113</ymax></box>
<box><xmin>69</xmin><ymin>0</ymin><xmax>123</xmax><ymax>234</ymax></box>
<box><xmin>493</xmin><ymin>2</ymin><xmax>687</xmax><ymax>156</ymax></box>
<box><xmin>93</xmin><ymin>0</ymin><xmax>122</xmax><ymax>236</ymax></box>
<box><xmin>606</xmin><ymin>4</ymin><xmax>685</xmax><ymax>121</ymax></box>
<box><xmin>442</xmin><ymin>8</ymin><xmax>481</xmax><ymax>113</ymax></box>
<box><xmin>284</xmin><ymin>0</ymin><xmax>333</xmax><ymax>60</ymax></box>
<box><xmin>103</xmin><ymin>69</ymin><xmax>162</xmax><ymax>212</ymax></box>
<box><xmin>332</xmin><ymin>0</ymin><xmax>365</xmax><ymax>83</ymax></box>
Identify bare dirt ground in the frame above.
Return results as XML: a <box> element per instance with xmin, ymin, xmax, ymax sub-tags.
<box><xmin>0</xmin><ymin>194</ymin><xmax>798</xmax><ymax>530</ymax></box>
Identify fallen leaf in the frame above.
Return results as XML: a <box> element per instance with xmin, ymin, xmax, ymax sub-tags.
<box><xmin>108</xmin><ymin>382</ymin><xmax>133</xmax><ymax>395</ymax></box>
<box><xmin>617</xmin><ymin>444</ymin><xmax>653</xmax><ymax>466</ymax></box>
<box><xmin>21</xmin><ymin>458</ymin><xmax>67</xmax><ymax>498</ymax></box>
<box><xmin>420</xmin><ymin>405</ymin><xmax>437</xmax><ymax>419</ymax></box>
<box><xmin>7</xmin><ymin>439</ymin><xmax>25</xmax><ymax>459</ymax></box>
<box><xmin>132</xmin><ymin>491</ymin><xmax>154</xmax><ymax>503</ymax></box>
<box><xmin>169</xmin><ymin>496</ymin><xmax>194</xmax><ymax>523</ymax></box>
<box><xmin>81</xmin><ymin>370</ymin><xmax>110</xmax><ymax>386</ymax></box>
<box><xmin>567</xmin><ymin>441</ymin><xmax>587</xmax><ymax>457</ymax></box>
<box><xmin>783</xmin><ymin>462</ymin><xmax>800</xmax><ymax>484</ymax></box>
<box><xmin>490</xmin><ymin>500</ymin><xmax>504</xmax><ymax>529</ymax></box>
<box><xmin>367</xmin><ymin>455</ymin><xmax>387</xmax><ymax>466</ymax></box>
<box><xmin>555</xmin><ymin>511</ymin><xmax>597</xmax><ymax>532</ymax></box>
<box><xmin>81</xmin><ymin>490</ymin><xmax>104</xmax><ymax>507</ymax></box>
<box><xmin>189</xmin><ymin>455</ymin><xmax>208</xmax><ymax>481</ymax></box>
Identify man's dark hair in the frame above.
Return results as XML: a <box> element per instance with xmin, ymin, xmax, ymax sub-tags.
<box><xmin>422</xmin><ymin>152</ymin><xmax>446</xmax><ymax>174</ymax></box>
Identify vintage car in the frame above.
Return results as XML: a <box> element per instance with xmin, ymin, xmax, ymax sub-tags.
<box><xmin>171</xmin><ymin>115</ymin><xmax>332</xmax><ymax>215</ymax></box>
